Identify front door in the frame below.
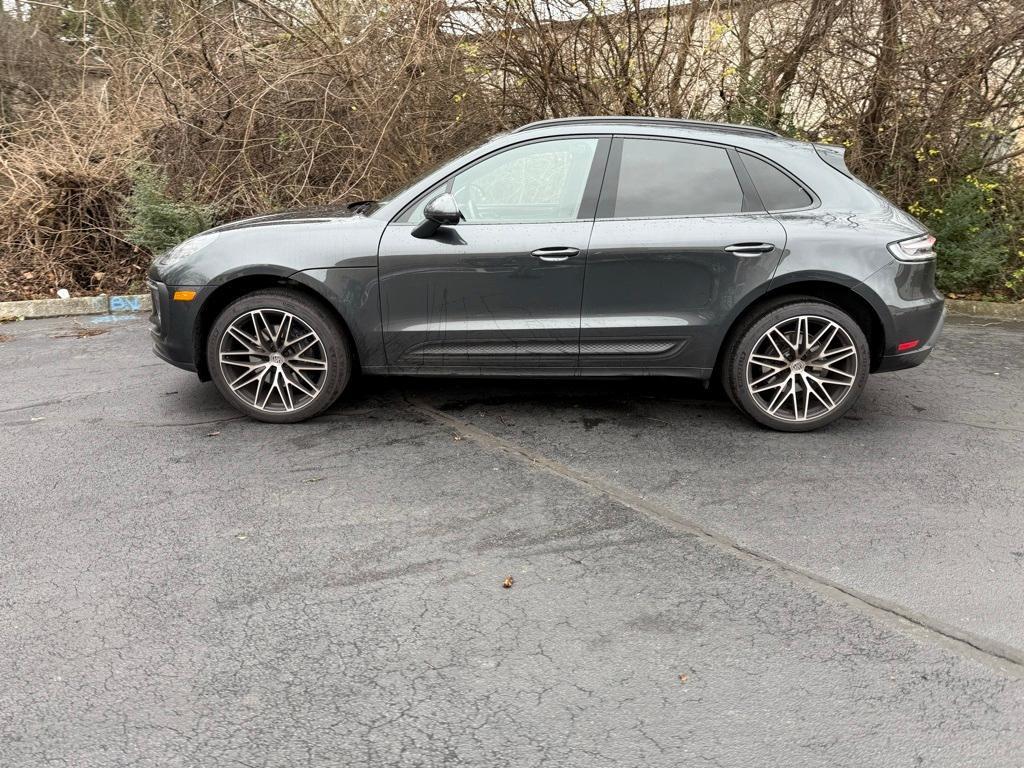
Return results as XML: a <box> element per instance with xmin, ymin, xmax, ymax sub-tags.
<box><xmin>379</xmin><ymin>136</ymin><xmax>609</xmax><ymax>372</ymax></box>
<box><xmin>580</xmin><ymin>136</ymin><xmax>787</xmax><ymax>374</ymax></box>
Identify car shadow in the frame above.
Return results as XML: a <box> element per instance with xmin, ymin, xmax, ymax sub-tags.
<box><xmin>333</xmin><ymin>374</ymin><xmax>731</xmax><ymax>419</ymax></box>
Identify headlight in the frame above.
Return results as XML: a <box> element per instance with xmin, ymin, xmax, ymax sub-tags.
<box><xmin>887</xmin><ymin>233</ymin><xmax>936</xmax><ymax>262</ymax></box>
<box><xmin>156</xmin><ymin>232</ymin><xmax>220</xmax><ymax>267</ymax></box>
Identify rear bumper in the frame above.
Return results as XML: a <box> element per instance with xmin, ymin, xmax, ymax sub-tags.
<box><xmin>874</xmin><ymin>306</ymin><xmax>945</xmax><ymax>372</ymax></box>
<box><xmin>854</xmin><ymin>258</ymin><xmax>945</xmax><ymax>374</ymax></box>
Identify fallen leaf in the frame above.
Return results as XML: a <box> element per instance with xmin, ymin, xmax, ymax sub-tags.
<box><xmin>206</xmin><ymin>431</ymin><xmax>221</xmax><ymax>437</ymax></box>
<box><xmin>0</xmin><ymin>334</ymin><xmax>12</xmax><ymax>343</ymax></box>
<box><xmin>502</xmin><ymin>575</ymin><xmax>514</xmax><ymax>589</ymax></box>
<box><xmin>678</xmin><ymin>674</ymin><xmax>688</xmax><ymax>685</ymax></box>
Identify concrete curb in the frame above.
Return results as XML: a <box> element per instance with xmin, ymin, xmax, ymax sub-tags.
<box><xmin>0</xmin><ymin>293</ymin><xmax>151</xmax><ymax>320</ymax></box>
<box><xmin>946</xmin><ymin>299</ymin><xmax>1024</xmax><ymax>321</ymax></box>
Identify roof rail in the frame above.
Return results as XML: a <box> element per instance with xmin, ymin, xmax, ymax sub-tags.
<box><xmin>512</xmin><ymin>116</ymin><xmax>780</xmax><ymax>139</ymax></box>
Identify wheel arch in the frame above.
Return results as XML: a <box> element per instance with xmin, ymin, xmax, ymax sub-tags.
<box><xmin>192</xmin><ymin>271</ymin><xmax>358</xmax><ymax>381</ymax></box>
<box><xmin>714</xmin><ymin>277</ymin><xmax>889</xmax><ymax>376</ymax></box>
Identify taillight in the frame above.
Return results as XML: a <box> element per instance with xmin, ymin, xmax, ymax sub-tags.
<box><xmin>888</xmin><ymin>233</ymin><xmax>936</xmax><ymax>262</ymax></box>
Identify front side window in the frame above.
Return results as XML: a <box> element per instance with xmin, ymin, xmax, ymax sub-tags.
<box><xmin>410</xmin><ymin>138</ymin><xmax>599</xmax><ymax>225</ymax></box>
<box><xmin>611</xmin><ymin>138</ymin><xmax>744</xmax><ymax>218</ymax></box>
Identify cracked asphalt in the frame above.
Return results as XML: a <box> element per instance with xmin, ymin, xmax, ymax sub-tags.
<box><xmin>1</xmin><ymin>313</ymin><xmax>1023</xmax><ymax>767</ymax></box>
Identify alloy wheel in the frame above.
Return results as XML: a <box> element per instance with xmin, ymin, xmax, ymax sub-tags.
<box><xmin>218</xmin><ymin>309</ymin><xmax>328</xmax><ymax>413</ymax></box>
<box><xmin>745</xmin><ymin>315</ymin><xmax>858</xmax><ymax>423</ymax></box>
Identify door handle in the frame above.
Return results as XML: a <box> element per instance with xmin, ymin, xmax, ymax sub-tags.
<box><xmin>724</xmin><ymin>242</ymin><xmax>776</xmax><ymax>255</ymax></box>
<box><xmin>531</xmin><ymin>246</ymin><xmax>580</xmax><ymax>262</ymax></box>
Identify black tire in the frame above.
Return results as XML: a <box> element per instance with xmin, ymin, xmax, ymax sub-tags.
<box><xmin>206</xmin><ymin>288</ymin><xmax>352</xmax><ymax>423</ymax></box>
<box><xmin>721</xmin><ymin>298</ymin><xmax>870</xmax><ymax>432</ymax></box>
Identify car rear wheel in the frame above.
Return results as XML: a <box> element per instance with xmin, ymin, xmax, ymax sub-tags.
<box><xmin>723</xmin><ymin>299</ymin><xmax>869</xmax><ymax>432</ymax></box>
<box><xmin>207</xmin><ymin>289</ymin><xmax>352</xmax><ymax>423</ymax></box>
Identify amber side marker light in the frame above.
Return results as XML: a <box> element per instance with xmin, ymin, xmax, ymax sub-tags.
<box><xmin>897</xmin><ymin>340</ymin><xmax>920</xmax><ymax>352</ymax></box>
<box><xmin>172</xmin><ymin>290</ymin><xmax>197</xmax><ymax>302</ymax></box>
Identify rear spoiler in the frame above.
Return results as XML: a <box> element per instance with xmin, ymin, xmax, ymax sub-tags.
<box><xmin>813</xmin><ymin>143</ymin><xmax>852</xmax><ymax>177</ymax></box>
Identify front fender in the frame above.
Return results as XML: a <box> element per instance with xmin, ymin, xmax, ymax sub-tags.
<box><xmin>290</xmin><ymin>268</ymin><xmax>386</xmax><ymax>370</ymax></box>
<box><xmin>150</xmin><ymin>216</ymin><xmax>384</xmax><ymax>286</ymax></box>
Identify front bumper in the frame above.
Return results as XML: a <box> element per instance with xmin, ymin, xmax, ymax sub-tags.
<box><xmin>148</xmin><ymin>278</ymin><xmax>204</xmax><ymax>374</ymax></box>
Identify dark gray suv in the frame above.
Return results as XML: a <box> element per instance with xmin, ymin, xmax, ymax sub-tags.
<box><xmin>148</xmin><ymin>116</ymin><xmax>945</xmax><ymax>431</ymax></box>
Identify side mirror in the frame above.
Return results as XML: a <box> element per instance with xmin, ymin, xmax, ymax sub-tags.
<box><xmin>412</xmin><ymin>193</ymin><xmax>462</xmax><ymax>238</ymax></box>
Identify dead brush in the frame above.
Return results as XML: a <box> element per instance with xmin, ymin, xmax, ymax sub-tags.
<box><xmin>0</xmin><ymin>95</ymin><xmax>151</xmax><ymax>301</ymax></box>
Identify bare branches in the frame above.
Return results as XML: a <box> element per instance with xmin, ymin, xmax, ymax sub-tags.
<box><xmin>2</xmin><ymin>0</ymin><xmax>1024</xmax><ymax>299</ymax></box>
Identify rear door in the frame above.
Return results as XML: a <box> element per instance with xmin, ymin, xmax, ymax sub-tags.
<box><xmin>378</xmin><ymin>137</ymin><xmax>609</xmax><ymax>372</ymax></box>
<box><xmin>580</xmin><ymin>136</ymin><xmax>787</xmax><ymax>374</ymax></box>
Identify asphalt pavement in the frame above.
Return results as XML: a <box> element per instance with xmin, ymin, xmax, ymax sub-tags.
<box><xmin>1</xmin><ymin>312</ymin><xmax>1023</xmax><ymax>767</ymax></box>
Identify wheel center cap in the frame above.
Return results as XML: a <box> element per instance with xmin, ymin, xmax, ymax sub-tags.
<box><xmin>269</xmin><ymin>353</ymin><xmax>284</xmax><ymax>366</ymax></box>
<box><xmin>791</xmin><ymin>360</ymin><xmax>806</xmax><ymax>372</ymax></box>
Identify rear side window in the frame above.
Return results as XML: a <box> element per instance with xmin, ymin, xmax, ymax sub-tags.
<box><xmin>741</xmin><ymin>153</ymin><xmax>813</xmax><ymax>211</ymax></box>
<box><xmin>611</xmin><ymin>138</ymin><xmax>744</xmax><ymax>218</ymax></box>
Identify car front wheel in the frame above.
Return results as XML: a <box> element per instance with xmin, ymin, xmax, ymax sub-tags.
<box><xmin>207</xmin><ymin>288</ymin><xmax>352</xmax><ymax>423</ymax></box>
<box><xmin>723</xmin><ymin>299</ymin><xmax>870</xmax><ymax>432</ymax></box>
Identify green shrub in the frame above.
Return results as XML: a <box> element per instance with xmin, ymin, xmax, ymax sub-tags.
<box><xmin>910</xmin><ymin>173</ymin><xmax>1024</xmax><ymax>298</ymax></box>
<box><xmin>123</xmin><ymin>167</ymin><xmax>215</xmax><ymax>255</ymax></box>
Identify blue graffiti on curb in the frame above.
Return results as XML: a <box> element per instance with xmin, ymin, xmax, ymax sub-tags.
<box><xmin>109</xmin><ymin>295</ymin><xmax>143</xmax><ymax>313</ymax></box>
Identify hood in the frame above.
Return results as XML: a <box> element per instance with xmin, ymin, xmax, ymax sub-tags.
<box><xmin>211</xmin><ymin>205</ymin><xmax>368</xmax><ymax>233</ymax></box>
<box><xmin>150</xmin><ymin>202</ymin><xmax>386</xmax><ymax>284</ymax></box>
